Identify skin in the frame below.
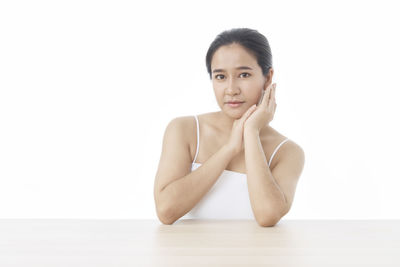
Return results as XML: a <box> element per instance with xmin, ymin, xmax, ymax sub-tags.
<box><xmin>190</xmin><ymin>42</ymin><xmax>287</xmax><ymax>173</ymax></box>
<box><xmin>154</xmin><ymin>42</ymin><xmax>305</xmax><ymax>226</ymax></box>
<box><xmin>211</xmin><ymin>42</ymin><xmax>273</xmax><ymax>131</ymax></box>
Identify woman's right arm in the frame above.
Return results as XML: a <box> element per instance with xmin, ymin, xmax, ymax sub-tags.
<box><xmin>153</xmin><ymin>117</ymin><xmax>235</xmax><ymax>225</ymax></box>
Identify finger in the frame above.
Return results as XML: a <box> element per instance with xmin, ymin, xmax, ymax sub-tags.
<box><xmin>265</xmin><ymin>83</ymin><xmax>276</xmax><ymax>105</ymax></box>
<box><xmin>248</xmin><ymin>104</ymin><xmax>257</xmax><ymax>115</ymax></box>
<box><xmin>261</xmin><ymin>86</ymin><xmax>272</xmax><ymax>107</ymax></box>
<box><xmin>268</xmin><ymin>97</ymin><xmax>274</xmax><ymax>111</ymax></box>
<box><xmin>246</xmin><ymin>104</ymin><xmax>257</xmax><ymax>116</ymax></box>
<box><xmin>241</xmin><ymin>104</ymin><xmax>256</xmax><ymax>120</ymax></box>
<box><xmin>266</xmin><ymin>84</ymin><xmax>276</xmax><ymax>107</ymax></box>
<box><xmin>241</xmin><ymin>105</ymin><xmax>257</xmax><ymax>122</ymax></box>
<box><xmin>270</xmin><ymin>83</ymin><xmax>276</xmax><ymax>99</ymax></box>
<box><xmin>268</xmin><ymin>90</ymin><xmax>276</xmax><ymax>110</ymax></box>
<box><xmin>271</xmin><ymin>84</ymin><xmax>276</xmax><ymax>99</ymax></box>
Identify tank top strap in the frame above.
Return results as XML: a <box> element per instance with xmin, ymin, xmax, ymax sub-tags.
<box><xmin>192</xmin><ymin>115</ymin><xmax>200</xmax><ymax>164</ymax></box>
<box><xmin>268</xmin><ymin>138</ymin><xmax>290</xmax><ymax>167</ymax></box>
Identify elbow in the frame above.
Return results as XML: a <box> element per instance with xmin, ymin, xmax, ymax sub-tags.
<box><xmin>257</xmin><ymin>219</ymin><xmax>278</xmax><ymax>227</ymax></box>
<box><xmin>155</xmin><ymin>190</ymin><xmax>178</xmax><ymax>225</ymax></box>
<box><xmin>159</xmin><ymin>218</ymin><xmax>175</xmax><ymax>225</ymax></box>
<box><xmin>256</xmin><ymin>203</ymin><xmax>289</xmax><ymax>227</ymax></box>
<box><xmin>156</xmin><ymin>205</ymin><xmax>178</xmax><ymax>225</ymax></box>
<box><xmin>255</xmin><ymin>213</ymin><xmax>282</xmax><ymax>227</ymax></box>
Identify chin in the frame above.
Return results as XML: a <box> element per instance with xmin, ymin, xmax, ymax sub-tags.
<box><xmin>222</xmin><ymin>108</ymin><xmax>244</xmax><ymax>119</ymax></box>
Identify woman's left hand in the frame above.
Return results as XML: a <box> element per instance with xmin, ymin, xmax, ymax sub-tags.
<box><xmin>244</xmin><ymin>83</ymin><xmax>277</xmax><ymax>133</ymax></box>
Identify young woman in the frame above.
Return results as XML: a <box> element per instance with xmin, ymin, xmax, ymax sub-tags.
<box><xmin>154</xmin><ymin>28</ymin><xmax>305</xmax><ymax>227</ymax></box>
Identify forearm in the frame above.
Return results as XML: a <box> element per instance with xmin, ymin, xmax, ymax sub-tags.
<box><xmin>158</xmin><ymin>144</ymin><xmax>235</xmax><ymax>224</ymax></box>
<box><xmin>244</xmin><ymin>129</ymin><xmax>287</xmax><ymax>224</ymax></box>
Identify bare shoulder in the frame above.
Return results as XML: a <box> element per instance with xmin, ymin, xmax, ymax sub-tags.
<box><xmin>166</xmin><ymin>115</ymin><xmax>198</xmax><ymax>156</ymax></box>
<box><xmin>154</xmin><ymin>115</ymin><xmax>196</xmax><ymax>195</ymax></box>
<box><xmin>274</xmin><ymin>138</ymin><xmax>305</xmax><ymax>170</ymax></box>
<box><xmin>284</xmin><ymin>139</ymin><xmax>305</xmax><ymax>159</ymax></box>
<box><xmin>169</xmin><ymin>115</ymin><xmax>197</xmax><ymax>141</ymax></box>
<box><xmin>175</xmin><ymin>113</ymin><xmax>214</xmax><ymax>162</ymax></box>
<box><xmin>166</xmin><ymin>115</ymin><xmax>196</xmax><ymax>135</ymax></box>
<box><xmin>261</xmin><ymin>127</ymin><xmax>305</xmax><ymax>169</ymax></box>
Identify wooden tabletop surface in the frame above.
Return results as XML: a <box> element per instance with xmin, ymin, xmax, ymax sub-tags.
<box><xmin>1</xmin><ymin>219</ymin><xmax>399</xmax><ymax>266</ymax></box>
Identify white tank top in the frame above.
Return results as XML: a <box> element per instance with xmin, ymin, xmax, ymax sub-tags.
<box><xmin>181</xmin><ymin>115</ymin><xmax>290</xmax><ymax>220</ymax></box>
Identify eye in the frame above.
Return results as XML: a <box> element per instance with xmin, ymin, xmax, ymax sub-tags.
<box><xmin>214</xmin><ymin>73</ymin><xmax>251</xmax><ymax>80</ymax></box>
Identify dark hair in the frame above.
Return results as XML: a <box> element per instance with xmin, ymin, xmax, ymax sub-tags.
<box><xmin>205</xmin><ymin>28</ymin><xmax>273</xmax><ymax>80</ymax></box>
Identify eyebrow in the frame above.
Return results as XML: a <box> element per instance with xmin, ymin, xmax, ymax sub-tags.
<box><xmin>212</xmin><ymin>66</ymin><xmax>253</xmax><ymax>73</ymax></box>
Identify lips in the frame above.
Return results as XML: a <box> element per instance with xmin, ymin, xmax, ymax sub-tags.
<box><xmin>225</xmin><ymin>101</ymin><xmax>244</xmax><ymax>104</ymax></box>
<box><xmin>226</xmin><ymin>102</ymin><xmax>244</xmax><ymax>108</ymax></box>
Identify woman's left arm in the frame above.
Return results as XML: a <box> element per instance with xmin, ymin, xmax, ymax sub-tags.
<box><xmin>243</xmin><ymin>83</ymin><xmax>305</xmax><ymax>227</ymax></box>
<box><xmin>244</xmin><ymin>129</ymin><xmax>288</xmax><ymax>227</ymax></box>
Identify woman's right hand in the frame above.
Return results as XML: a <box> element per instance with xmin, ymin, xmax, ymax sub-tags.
<box><xmin>226</xmin><ymin>104</ymin><xmax>258</xmax><ymax>155</ymax></box>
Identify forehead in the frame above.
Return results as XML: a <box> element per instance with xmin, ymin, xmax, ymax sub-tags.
<box><xmin>211</xmin><ymin>43</ymin><xmax>258</xmax><ymax>70</ymax></box>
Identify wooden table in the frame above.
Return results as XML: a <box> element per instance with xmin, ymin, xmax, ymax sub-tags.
<box><xmin>1</xmin><ymin>219</ymin><xmax>399</xmax><ymax>266</ymax></box>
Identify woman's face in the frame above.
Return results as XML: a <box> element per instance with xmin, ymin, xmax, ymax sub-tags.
<box><xmin>210</xmin><ymin>43</ymin><xmax>273</xmax><ymax>118</ymax></box>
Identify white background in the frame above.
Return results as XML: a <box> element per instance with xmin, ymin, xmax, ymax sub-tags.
<box><xmin>0</xmin><ymin>0</ymin><xmax>399</xmax><ymax>219</ymax></box>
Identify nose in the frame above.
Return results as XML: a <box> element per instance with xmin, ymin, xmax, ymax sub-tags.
<box><xmin>226</xmin><ymin>78</ymin><xmax>241</xmax><ymax>95</ymax></box>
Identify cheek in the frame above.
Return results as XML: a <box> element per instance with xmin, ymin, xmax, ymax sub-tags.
<box><xmin>246</xmin><ymin>91</ymin><xmax>262</xmax><ymax>106</ymax></box>
<box><xmin>213</xmin><ymin>89</ymin><xmax>224</xmax><ymax>103</ymax></box>
<box><xmin>250</xmin><ymin>89</ymin><xmax>263</xmax><ymax>100</ymax></box>
<box><xmin>213</xmin><ymin>87</ymin><xmax>224</xmax><ymax>97</ymax></box>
